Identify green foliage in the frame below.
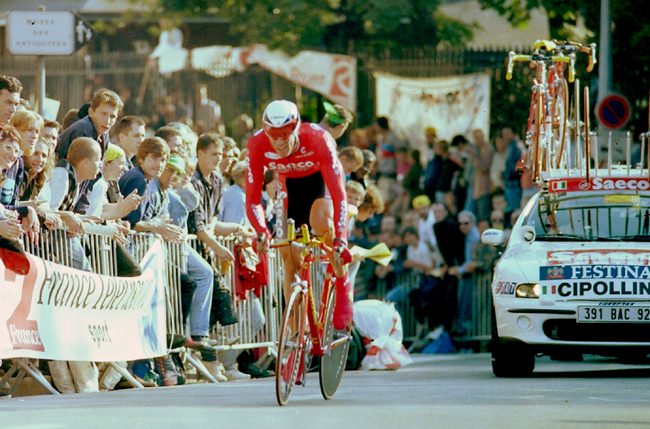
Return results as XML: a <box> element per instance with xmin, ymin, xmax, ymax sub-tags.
<box><xmin>158</xmin><ymin>0</ymin><xmax>473</xmax><ymax>54</ymax></box>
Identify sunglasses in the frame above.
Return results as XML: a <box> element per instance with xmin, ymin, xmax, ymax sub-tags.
<box><xmin>264</xmin><ymin>121</ymin><xmax>298</xmax><ymax>141</ymax></box>
<box><xmin>459</xmin><ymin>221</ymin><xmax>472</xmax><ymax>226</ymax></box>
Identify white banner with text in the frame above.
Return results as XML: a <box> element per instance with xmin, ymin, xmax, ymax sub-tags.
<box><xmin>375</xmin><ymin>72</ymin><xmax>491</xmax><ymax>148</ymax></box>
<box><xmin>0</xmin><ymin>241</ymin><xmax>167</xmax><ymax>361</ymax></box>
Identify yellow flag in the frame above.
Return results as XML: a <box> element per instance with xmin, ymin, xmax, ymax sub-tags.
<box><xmin>350</xmin><ymin>242</ymin><xmax>393</xmax><ymax>266</ymax></box>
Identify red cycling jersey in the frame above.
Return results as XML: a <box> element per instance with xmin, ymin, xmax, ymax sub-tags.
<box><xmin>245</xmin><ymin>122</ymin><xmax>348</xmax><ymax>241</ymax></box>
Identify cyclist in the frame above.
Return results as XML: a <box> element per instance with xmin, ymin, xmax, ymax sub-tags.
<box><xmin>246</xmin><ymin>100</ymin><xmax>353</xmax><ymax>330</ymax></box>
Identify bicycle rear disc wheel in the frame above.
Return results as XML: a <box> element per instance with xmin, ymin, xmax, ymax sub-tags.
<box><xmin>319</xmin><ymin>284</ymin><xmax>350</xmax><ymax>400</ymax></box>
<box><xmin>276</xmin><ymin>286</ymin><xmax>306</xmax><ymax>406</ymax></box>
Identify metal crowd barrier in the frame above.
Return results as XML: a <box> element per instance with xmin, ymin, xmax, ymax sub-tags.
<box><xmin>187</xmin><ymin>235</ymin><xmax>283</xmax><ymax>356</ymax></box>
<box><xmin>373</xmin><ymin>270</ymin><xmax>494</xmax><ymax>346</ymax></box>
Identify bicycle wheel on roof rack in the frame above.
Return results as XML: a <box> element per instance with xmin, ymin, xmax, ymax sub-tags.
<box><xmin>319</xmin><ymin>281</ymin><xmax>350</xmax><ymax>400</ymax></box>
<box><xmin>531</xmin><ymin>92</ymin><xmax>544</xmax><ymax>182</ymax></box>
<box><xmin>552</xmin><ymin>78</ymin><xmax>569</xmax><ymax>168</ymax></box>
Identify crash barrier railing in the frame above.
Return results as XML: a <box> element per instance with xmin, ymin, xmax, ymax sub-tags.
<box><xmin>186</xmin><ymin>236</ymin><xmax>284</xmax><ymax>365</ymax></box>
<box><xmin>373</xmin><ymin>270</ymin><xmax>494</xmax><ymax>347</ymax></box>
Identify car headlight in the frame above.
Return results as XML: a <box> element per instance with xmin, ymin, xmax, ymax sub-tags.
<box><xmin>515</xmin><ymin>283</ymin><xmax>540</xmax><ymax>299</ymax></box>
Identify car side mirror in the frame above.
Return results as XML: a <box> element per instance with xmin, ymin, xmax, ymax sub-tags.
<box><xmin>521</xmin><ymin>225</ymin><xmax>536</xmax><ymax>242</ymax></box>
<box><xmin>481</xmin><ymin>229</ymin><xmax>504</xmax><ymax>246</ymax></box>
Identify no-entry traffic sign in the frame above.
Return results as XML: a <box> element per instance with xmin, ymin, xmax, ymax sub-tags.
<box><xmin>597</xmin><ymin>93</ymin><xmax>631</xmax><ymax>130</ymax></box>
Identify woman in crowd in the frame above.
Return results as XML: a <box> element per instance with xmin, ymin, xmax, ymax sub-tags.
<box><xmin>9</xmin><ymin>110</ymin><xmax>43</xmax><ymax>155</ymax></box>
<box><xmin>0</xmin><ymin>125</ymin><xmax>24</xmax><ymax>240</ymax></box>
<box><xmin>19</xmin><ymin>137</ymin><xmax>54</xmax><ymax>202</ymax></box>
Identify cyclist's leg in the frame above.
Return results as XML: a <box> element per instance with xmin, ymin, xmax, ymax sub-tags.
<box><xmin>309</xmin><ymin>197</ymin><xmax>353</xmax><ymax>330</ymax></box>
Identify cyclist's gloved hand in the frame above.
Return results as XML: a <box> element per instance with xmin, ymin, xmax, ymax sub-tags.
<box><xmin>333</xmin><ymin>238</ymin><xmax>353</xmax><ymax>265</ymax></box>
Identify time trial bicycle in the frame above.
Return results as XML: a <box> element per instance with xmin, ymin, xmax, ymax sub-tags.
<box><xmin>271</xmin><ymin>219</ymin><xmax>351</xmax><ymax>406</ymax></box>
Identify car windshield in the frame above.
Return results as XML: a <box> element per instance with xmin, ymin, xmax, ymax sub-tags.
<box><xmin>522</xmin><ymin>192</ymin><xmax>650</xmax><ymax>241</ymax></box>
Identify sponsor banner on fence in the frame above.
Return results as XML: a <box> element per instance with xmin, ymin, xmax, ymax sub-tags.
<box><xmin>539</xmin><ymin>264</ymin><xmax>650</xmax><ymax>299</ymax></box>
<box><xmin>192</xmin><ymin>45</ymin><xmax>357</xmax><ymax>112</ymax></box>
<box><xmin>0</xmin><ymin>241</ymin><xmax>167</xmax><ymax>361</ymax></box>
<box><xmin>374</xmin><ymin>72</ymin><xmax>490</xmax><ymax>151</ymax></box>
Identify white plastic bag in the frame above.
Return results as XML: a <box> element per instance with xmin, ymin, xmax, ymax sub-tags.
<box><xmin>353</xmin><ymin>300</ymin><xmax>413</xmax><ymax>370</ymax></box>
<box><xmin>48</xmin><ymin>360</ymin><xmax>76</xmax><ymax>394</ymax></box>
<box><xmin>98</xmin><ymin>361</ymin><xmax>127</xmax><ymax>391</ymax></box>
<box><xmin>68</xmin><ymin>361</ymin><xmax>99</xmax><ymax>393</ymax></box>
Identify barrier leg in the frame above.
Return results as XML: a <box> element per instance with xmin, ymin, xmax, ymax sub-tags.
<box><xmin>184</xmin><ymin>351</ymin><xmax>220</xmax><ymax>384</ymax></box>
<box><xmin>1</xmin><ymin>359</ymin><xmax>59</xmax><ymax>396</ymax></box>
<box><xmin>107</xmin><ymin>361</ymin><xmax>144</xmax><ymax>389</ymax></box>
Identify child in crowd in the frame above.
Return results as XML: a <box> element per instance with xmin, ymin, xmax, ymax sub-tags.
<box><xmin>0</xmin><ymin>125</ymin><xmax>24</xmax><ymax>241</ymax></box>
<box><xmin>338</xmin><ymin>146</ymin><xmax>364</xmax><ymax>178</ymax></box>
<box><xmin>86</xmin><ymin>143</ymin><xmax>141</xmax><ymax>221</ymax></box>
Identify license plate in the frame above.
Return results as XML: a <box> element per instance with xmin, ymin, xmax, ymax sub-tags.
<box><xmin>578</xmin><ymin>306</ymin><xmax>650</xmax><ymax>323</ymax></box>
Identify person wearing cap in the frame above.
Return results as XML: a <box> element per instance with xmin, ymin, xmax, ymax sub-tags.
<box><xmin>318</xmin><ymin>101</ymin><xmax>353</xmax><ymax>141</ymax></box>
<box><xmin>412</xmin><ymin>194</ymin><xmax>443</xmax><ymax>266</ymax></box>
<box><xmin>85</xmin><ymin>143</ymin><xmax>142</xmax><ymax>220</ymax></box>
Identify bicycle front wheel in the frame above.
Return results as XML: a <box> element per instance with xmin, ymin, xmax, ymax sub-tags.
<box><xmin>276</xmin><ymin>285</ymin><xmax>307</xmax><ymax>406</ymax></box>
<box><xmin>319</xmin><ymin>284</ymin><xmax>350</xmax><ymax>400</ymax></box>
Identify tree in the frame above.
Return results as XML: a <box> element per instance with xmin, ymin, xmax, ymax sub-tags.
<box><xmin>158</xmin><ymin>0</ymin><xmax>474</xmax><ymax>54</ymax></box>
<box><xmin>478</xmin><ymin>0</ymin><xmax>650</xmax><ymax>131</ymax></box>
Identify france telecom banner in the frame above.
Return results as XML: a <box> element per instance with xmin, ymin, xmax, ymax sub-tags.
<box><xmin>0</xmin><ymin>240</ymin><xmax>167</xmax><ymax>361</ymax></box>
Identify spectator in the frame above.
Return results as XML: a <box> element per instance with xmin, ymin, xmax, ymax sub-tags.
<box><xmin>41</xmin><ymin>119</ymin><xmax>60</xmax><ymax>148</ymax></box>
<box><xmin>424</xmin><ymin>139</ymin><xmax>462</xmax><ymax>204</ymax></box>
<box><xmin>472</xmin><ymin>218</ymin><xmax>498</xmax><ymax>273</ymax></box>
<box><xmin>318</xmin><ymin>101</ymin><xmax>353</xmax><ymax>141</ymax></box>
<box><xmin>432</xmin><ymin>202</ymin><xmax>464</xmax><ymax>333</ymax></box>
<box><xmin>489</xmin><ymin>133</ymin><xmax>507</xmax><ymax>192</ymax></box>
<box><xmin>374</xmin><ymin>116</ymin><xmax>407</xmax><ymax>203</ymax></box>
<box><xmin>411</xmin><ymin>195</ymin><xmax>440</xmax><ymax>263</ymax></box>
<box><xmin>0</xmin><ymin>126</ymin><xmax>25</xmax><ymax>241</ymax></box>
<box><xmin>501</xmin><ymin>127</ymin><xmax>522</xmax><ymax>211</ymax></box>
<box><xmin>423</xmin><ymin>126</ymin><xmax>438</xmax><ymax>164</ymax></box>
<box><xmin>232</xmin><ymin>113</ymin><xmax>254</xmax><ymax>149</ymax></box>
<box><xmin>61</xmin><ymin>109</ymin><xmax>80</xmax><ymax>131</ymax></box>
<box><xmin>19</xmin><ymin>138</ymin><xmax>54</xmax><ymax>202</ymax></box>
<box><xmin>449</xmin><ymin>134</ymin><xmax>472</xmax><ymax>210</ymax></box>
<box><xmin>86</xmin><ymin>143</ymin><xmax>141</xmax><ymax>221</ymax></box>
<box><xmin>116</xmin><ymin>116</ymin><xmax>146</xmax><ymax>169</ymax></box>
<box><xmin>349</xmin><ymin>149</ymin><xmax>377</xmax><ymax>190</ymax></box>
<box><xmin>220</xmin><ymin>136</ymin><xmax>238</xmax><ymax>187</ymax></box>
<box><xmin>0</xmin><ymin>75</ymin><xmax>22</xmax><ymax>126</ymax></box>
<box><xmin>155</xmin><ymin>125</ymin><xmax>187</xmax><ymax>159</ymax></box>
<box><xmin>470</xmin><ymin>129</ymin><xmax>495</xmax><ymax>222</ymax></box>
<box><xmin>338</xmin><ymin>146</ymin><xmax>364</xmax><ymax>178</ymax></box>
<box><xmin>448</xmin><ymin>210</ymin><xmax>480</xmax><ymax>336</ymax></box>
<box><xmin>402</xmin><ymin>149</ymin><xmax>423</xmax><ymax>203</ymax></box>
<box><xmin>10</xmin><ymin>110</ymin><xmax>43</xmax><ymax>155</ymax></box>
<box><xmin>46</xmin><ymin>137</ymin><xmax>103</xmax><ymax>270</ymax></box>
<box><xmin>119</xmin><ymin>137</ymin><xmax>173</xmax><ymax>231</ymax></box>
<box><xmin>56</xmin><ymin>89</ymin><xmax>123</xmax><ymax>215</ymax></box>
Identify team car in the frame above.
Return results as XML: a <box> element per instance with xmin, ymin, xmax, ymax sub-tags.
<box><xmin>483</xmin><ymin>158</ymin><xmax>650</xmax><ymax>377</ymax></box>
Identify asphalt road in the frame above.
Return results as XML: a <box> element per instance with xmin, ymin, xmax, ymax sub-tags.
<box><xmin>3</xmin><ymin>354</ymin><xmax>650</xmax><ymax>429</ymax></box>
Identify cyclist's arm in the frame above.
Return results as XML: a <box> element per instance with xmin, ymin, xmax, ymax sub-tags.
<box><xmin>245</xmin><ymin>145</ymin><xmax>272</xmax><ymax>240</ymax></box>
<box><xmin>318</xmin><ymin>131</ymin><xmax>349</xmax><ymax>242</ymax></box>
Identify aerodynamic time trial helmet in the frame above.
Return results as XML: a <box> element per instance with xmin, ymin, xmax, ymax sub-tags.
<box><xmin>262</xmin><ymin>100</ymin><xmax>300</xmax><ymax>142</ymax></box>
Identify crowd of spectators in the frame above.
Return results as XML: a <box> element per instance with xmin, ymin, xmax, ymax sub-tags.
<box><xmin>343</xmin><ymin>115</ymin><xmax>529</xmax><ymax>350</ymax></box>
<box><xmin>0</xmin><ymin>74</ymin><xmax>277</xmax><ymax>392</ymax></box>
